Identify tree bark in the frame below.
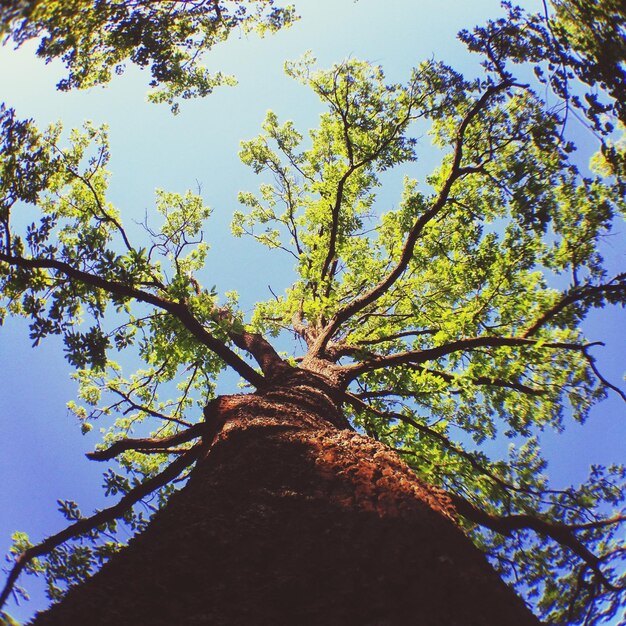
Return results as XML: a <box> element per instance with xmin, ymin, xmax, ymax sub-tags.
<box><xmin>30</xmin><ymin>368</ymin><xmax>540</xmax><ymax>625</ymax></box>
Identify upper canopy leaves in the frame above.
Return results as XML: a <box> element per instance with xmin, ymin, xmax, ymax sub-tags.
<box><xmin>1</xmin><ymin>0</ymin><xmax>296</xmax><ymax>112</ymax></box>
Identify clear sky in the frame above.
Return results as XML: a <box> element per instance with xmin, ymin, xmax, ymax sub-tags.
<box><xmin>0</xmin><ymin>1</ymin><xmax>624</xmax><ymax>622</ymax></box>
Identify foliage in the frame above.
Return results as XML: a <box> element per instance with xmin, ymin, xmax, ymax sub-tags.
<box><xmin>548</xmin><ymin>0</ymin><xmax>626</xmax><ymax>128</ymax></box>
<box><xmin>0</xmin><ymin>2</ymin><xmax>625</xmax><ymax>625</ymax></box>
<box><xmin>0</xmin><ymin>0</ymin><xmax>296</xmax><ymax>112</ymax></box>
<box><xmin>462</xmin><ymin>0</ymin><xmax>626</xmax><ymax>181</ymax></box>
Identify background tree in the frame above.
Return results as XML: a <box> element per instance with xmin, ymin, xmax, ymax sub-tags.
<box><xmin>463</xmin><ymin>0</ymin><xmax>626</xmax><ymax>180</ymax></box>
<box><xmin>0</xmin><ymin>0</ymin><xmax>295</xmax><ymax>112</ymax></box>
<box><xmin>0</xmin><ymin>1</ymin><xmax>625</xmax><ymax>624</ymax></box>
<box><xmin>547</xmin><ymin>0</ymin><xmax>626</xmax><ymax>128</ymax></box>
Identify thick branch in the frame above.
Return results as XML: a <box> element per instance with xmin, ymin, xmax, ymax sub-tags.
<box><xmin>207</xmin><ymin>304</ymin><xmax>290</xmax><ymax>379</ymax></box>
<box><xmin>449</xmin><ymin>493</ymin><xmax>623</xmax><ymax>592</ymax></box>
<box><xmin>310</xmin><ymin>79</ymin><xmax>513</xmax><ymax>357</ymax></box>
<box><xmin>337</xmin><ymin>338</ymin><xmax>545</xmax><ymax>395</ymax></box>
<box><xmin>320</xmin><ymin>171</ymin><xmax>352</xmax><ymax>283</ymax></box>
<box><xmin>0</xmin><ymin>447</ymin><xmax>200</xmax><ymax>612</ymax></box>
<box><xmin>86</xmin><ymin>422</ymin><xmax>206</xmax><ymax>461</ymax></box>
<box><xmin>0</xmin><ymin>251</ymin><xmax>265</xmax><ymax>387</ymax></box>
<box><xmin>358</xmin><ymin>365</ymin><xmax>545</xmax><ymax>397</ymax></box>
<box><xmin>342</xmin><ymin>335</ymin><xmax>594</xmax><ymax>380</ymax></box>
<box><xmin>291</xmin><ymin>307</ymin><xmax>318</xmax><ymax>347</ymax></box>
<box><xmin>227</xmin><ymin>328</ymin><xmax>292</xmax><ymax>380</ymax></box>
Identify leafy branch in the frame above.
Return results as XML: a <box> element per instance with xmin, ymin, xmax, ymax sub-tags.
<box><xmin>341</xmin><ymin>335</ymin><xmax>599</xmax><ymax>380</ymax></box>
<box><xmin>449</xmin><ymin>493</ymin><xmax>624</xmax><ymax>593</ymax></box>
<box><xmin>310</xmin><ymin>78</ymin><xmax>516</xmax><ymax>357</ymax></box>
<box><xmin>0</xmin><ymin>250</ymin><xmax>265</xmax><ymax>386</ymax></box>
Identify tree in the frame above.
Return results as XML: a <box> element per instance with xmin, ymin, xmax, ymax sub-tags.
<box><xmin>0</xmin><ymin>0</ymin><xmax>295</xmax><ymax>112</ymax></box>
<box><xmin>463</xmin><ymin>0</ymin><xmax>626</xmax><ymax>183</ymax></box>
<box><xmin>546</xmin><ymin>0</ymin><xmax>626</xmax><ymax>129</ymax></box>
<box><xmin>0</xmin><ymin>1</ymin><xmax>625</xmax><ymax>624</ymax></box>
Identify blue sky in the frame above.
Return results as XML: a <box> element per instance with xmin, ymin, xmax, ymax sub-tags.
<box><xmin>0</xmin><ymin>0</ymin><xmax>624</xmax><ymax>622</ymax></box>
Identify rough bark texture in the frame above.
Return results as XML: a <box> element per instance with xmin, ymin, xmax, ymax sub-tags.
<box><xmin>31</xmin><ymin>369</ymin><xmax>540</xmax><ymax>625</ymax></box>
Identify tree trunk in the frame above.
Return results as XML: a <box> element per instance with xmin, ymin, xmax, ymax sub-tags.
<box><xmin>31</xmin><ymin>369</ymin><xmax>540</xmax><ymax>625</ymax></box>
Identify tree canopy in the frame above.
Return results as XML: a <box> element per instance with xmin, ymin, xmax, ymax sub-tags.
<box><xmin>0</xmin><ymin>1</ymin><xmax>625</xmax><ymax>624</ymax></box>
<box><xmin>0</xmin><ymin>0</ymin><xmax>295</xmax><ymax>112</ymax></box>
